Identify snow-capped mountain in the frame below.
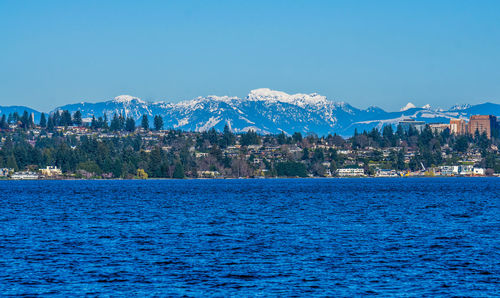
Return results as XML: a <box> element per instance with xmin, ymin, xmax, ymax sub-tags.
<box><xmin>2</xmin><ymin>89</ymin><xmax>499</xmax><ymax>136</ymax></box>
<box><xmin>56</xmin><ymin>95</ymin><xmax>154</xmax><ymax>122</ymax></box>
<box><xmin>400</xmin><ymin>102</ymin><xmax>416</xmax><ymax>111</ymax></box>
<box><xmin>450</xmin><ymin>104</ymin><xmax>472</xmax><ymax>111</ymax></box>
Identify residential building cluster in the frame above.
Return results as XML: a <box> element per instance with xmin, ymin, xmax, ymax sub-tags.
<box><xmin>0</xmin><ymin>110</ymin><xmax>499</xmax><ymax>179</ymax></box>
<box><xmin>401</xmin><ymin>115</ymin><xmax>499</xmax><ymax>139</ymax></box>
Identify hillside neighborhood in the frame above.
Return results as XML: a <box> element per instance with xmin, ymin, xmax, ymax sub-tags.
<box><xmin>0</xmin><ymin>108</ymin><xmax>498</xmax><ymax>180</ymax></box>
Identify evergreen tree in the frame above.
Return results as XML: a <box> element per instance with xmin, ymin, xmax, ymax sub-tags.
<box><xmin>13</xmin><ymin>112</ymin><xmax>20</xmax><ymax>123</ymax></box>
<box><xmin>292</xmin><ymin>132</ymin><xmax>303</xmax><ymax>143</ymax></box>
<box><xmin>141</xmin><ymin>114</ymin><xmax>149</xmax><ymax>130</ymax></box>
<box><xmin>302</xmin><ymin>147</ymin><xmax>310</xmax><ymax>160</ymax></box>
<box><xmin>220</xmin><ymin>124</ymin><xmax>235</xmax><ymax>148</ymax></box>
<box><xmin>110</xmin><ymin>114</ymin><xmax>121</xmax><ymax>131</ymax></box>
<box><xmin>103</xmin><ymin>113</ymin><xmax>108</xmax><ymax>129</ymax></box>
<box><xmin>0</xmin><ymin>115</ymin><xmax>7</xmax><ymax>129</ymax></box>
<box><xmin>277</xmin><ymin>131</ymin><xmax>288</xmax><ymax>145</ymax></box>
<box><xmin>60</xmin><ymin>110</ymin><xmax>73</xmax><ymax>126</ymax></box>
<box><xmin>98</xmin><ymin>116</ymin><xmax>107</xmax><ymax>129</ymax></box>
<box><xmin>154</xmin><ymin>115</ymin><xmax>164</xmax><ymax>131</ymax></box>
<box><xmin>39</xmin><ymin>113</ymin><xmax>47</xmax><ymax>128</ymax></box>
<box><xmin>453</xmin><ymin>135</ymin><xmax>469</xmax><ymax>153</ymax></box>
<box><xmin>397</xmin><ymin>149</ymin><xmax>406</xmax><ymax>170</ymax></box>
<box><xmin>125</xmin><ymin>117</ymin><xmax>136</xmax><ymax>132</ymax></box>
<box><xmin>118</xmin><ymin>113</ymin><xmax>125</xmax><ymax>130</ymax></box>
<box><xmin>240</xmin><ymin>130</ymin><xmax>260</xmax><ymax>146</ymax></box>
<box><xmin>20</xmin><ymin>111</ymin><xmax>29</xmax><ymax>129</ymax></box>
<box><xmin>28</xmin><ymin>113</ymin><xmax>34</xmax><ymax>129</ymax></box>
<box><xmin>207</xmin><ymin>128</ymin><xmax>218</xmax><ymax>145</ymax></box>
<box><xmin>6</xmin><ymin>154</ymin><xmax>18</xmax><ymax>171</ymax></box>
<box><xmin>276</xmin><ymin>161</ymin><xmax>307</xmax><ymax>177</ymax></box>
<box><xmin>91</xmin><ymin>116</ymin><xmax>98</xmax><ymax>129</ymax></box>
<box><xmin>173</xmin><ymin>162</ymin><xmax>185</xmax><ymax>179</ymax></box>
<box><xmin>47</xmin><ymin>115</ymin><xmax>55</xmax><ymax>131</ymax></box>
<box><xmin>73</xmin><ymin>110</ymin><xmax>82</xmax><ymax>126</ymax></box>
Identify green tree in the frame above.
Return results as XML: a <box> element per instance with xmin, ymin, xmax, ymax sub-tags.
<box><xmin>110</xmin><ymin>114</ymin><xmax>121</xmax><ymax>131</ymax></box>
<box><xmin>397</xmin><ymin>149</ymin><xmax>406</xmax><ymax>170</ymax></box>
<box><xmin>276</xmin><ymin>162</ymin><xmax>307</xmax><ymax>177</ymax></box>
<box><xmin>60</xmin><ymin>110</ymin><xmax>73</xmax><ymax>126</ymax></box>
<box><xmin>453</xmin><ymin>135</ymin><xmax>468</xmax><ymax>153</ymax></box>
<box><xmin>39</xmin><ymin>113</ymin><xmax>47</xmax><ymax>128</ymax></box>
<box><xmin>77</xmin><ymin>161</ymin><xmax>102</xmax><ymax>176</ymax></box>
<box><xmin>118</xmin><ymin>113</ymin><xmax>125</xmax><ymax>130</ymax></box>
<box><xmin>47</xmin><ymin>115</ymin><xmax>55</xmax><ymax>131</ymax></box>
<box><xmin>20</xmin><ymin>111</ymin><xmax>30</xmax><ymax>129</ymax></box>
<box><xmin>125</xmin><ymin>117</ymin><xmax>136</xmax><ymax>132</ymax></box>
<box><xmin>292</xmin><ymin>132</ymin><xmax>303</xmax><ymax>143</ymax></box>
<box><xmin>154</xmin><ymin>115</ymin><xmax>164</xmax><ymax>131</ymax></box>
<box><xmin>73</xmin><ymin>110</ymin><xmax>82</xmax><ymax>126</ymax></box>
<box><xmin>173</xmin><ymin>162</ymin><xmax>185</xmax><ymax>179</ymax></box>
<box><xmin>240</xmin><ymin>130</ymin><xmax>260</xmax><ymax>146</ymax></box>
<box><xmin>141</xmin><ymin>114</ymin><xmax>149</xmax><ymax>130</ymax></box>
<box><xmin>0</xmin><ymin>115</ymin><xmax>7</xmax><ymax>129</ymax></box>
<box><xmin>6</xmin><ymin>154</ymin><xmax>18</xmax><ymax>171</ymax></box>
<box><xmin>220</xmin><ymin>124</ymin><xmax>235</xmax><ymax>148</ymax></box>
<box><xmin>28</xmin><ymin>113</ymin><xmax>35</xmax><ymax>129</ymax></box>
<box><xmin>101</xmin><ymin>114</ymin><xmax>109</xmax><ymax>129</ymax></box>
<box><xmin>277</xmin><ymin>131</ymin><xmax>288</xmax><ymax>145</ymax></box>
<box><xmin>90</xmin><ymin>116</ymin><xmax>98</xmax><ymax>129</ymax></box>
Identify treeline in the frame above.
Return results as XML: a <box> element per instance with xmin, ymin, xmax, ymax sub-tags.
<box><xmin>0</xmin><ymin>110</ymin><xmax>168</xmax><ymax>132</ymax></box>
<box><xmin>0</xmin><ymin>110</ymin><xmax>499</xmax><ymax>177</ymax></box>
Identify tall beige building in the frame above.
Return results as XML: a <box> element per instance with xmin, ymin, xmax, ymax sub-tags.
<box><xmin>449</xmin><ymin>119</ymin><xmax>467</xmax><ymax>135</ymax></box>
<box><xmin>468</xmin><ymin>115</ymin><xmax>497</xmax><ymax>139</ymax></box>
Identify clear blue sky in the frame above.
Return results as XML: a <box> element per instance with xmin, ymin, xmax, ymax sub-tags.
<box><xmin>1</xmin><ymin>0</ymin><xmax>500</xmax><ymax>112</ymax></box>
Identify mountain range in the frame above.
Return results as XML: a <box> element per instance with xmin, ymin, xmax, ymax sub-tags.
<box><xmin>2</xmin><ymin>88</ymin><xmax>500</xmax><ymax>136</ymax></box>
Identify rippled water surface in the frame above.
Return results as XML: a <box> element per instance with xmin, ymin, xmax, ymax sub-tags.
<box><xmin>0</xmin><ymin>178</ymin><xmax>499</xmax><ymax>296</ymax></box>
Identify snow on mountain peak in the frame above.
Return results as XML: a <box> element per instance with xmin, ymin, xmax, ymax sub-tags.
<box><xmin>246</xmin><ymin>88</ymin><xmax>328</xmax><ymax>107</ymax></box>
<box><xmin>400</xmin><ymin>102</ymin><xmax>416</xmax><ymax>111</ymax></box>
<box><xmin>205</xmin><ymin>95</ymin><xmax>239</xmax><ymax>103</ymax></box>
<box><xmin>422</xmin><ymin>104</ymin><xmax>431</xmax><ymax>109</ymax></box>
<box><xmin>113</xmin><ymin>95</ymin><xmax>145</xmax><ymax>104</ymax></box>
<box><xmin>450</xmin><ymin>103</ymin><xmax>471</xmax><ymax>110</ymax></box>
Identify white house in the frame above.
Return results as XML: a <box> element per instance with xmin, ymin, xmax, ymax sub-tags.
<box><xmin>459</xmin><ymin>165</ymin><xmax>474</xmax><ymax>175</ymax></box>
<box><xmin>337</xmin><ymin>168</ymin><xmax>365</xmax><ymax>177</ymax></box>
<box><xmin>375</xmin><ymin>169</ymin><xmax>398</xmax><ymax>177</ymax></box>
<box><xmin>473</xmin><ymin>168</ymin><xmax>485</xmax><ymax>176</ymax></box>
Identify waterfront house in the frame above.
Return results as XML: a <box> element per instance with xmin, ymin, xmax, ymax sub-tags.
<box><xmin>459</xmin><ymin>165</ymin><xmax>474</xmax><ymax>175</ymax></box>
<box><xmin>40</xmin><ymin>166</ymin><xmax>62</xmax><ymax>177</ymax></box>
<box><xmin>11</xmin><ymin>171</ymin><xmax>39</xmax><ymax>180</ymax></box>
<box><xmin>337</xmin><ymin>168</ymin><xmax>365</xmax><ymax>177</ymax></box>
<box><xmin>197</xmin><ymin>170</ymin><xmax>221</xmax><ymax>178</ymax></box>
<box><xmin>439</xmin><ymin>166</ymin><xmax>457</xmax><ymax>176</ymax></box>
<box><xmin>375</xmin><ymin>169</ymin><xmax>398</xmax><ymax>177</ymax></box>
<box><xmin>0</xmin><ymin>168</ymin><xmax>13</xmax><ymax>177</ymax></box>
<box><xmin>473</xmin><ymin>168</ymin><xmax>485</xmax><ymax>176</ymax></box>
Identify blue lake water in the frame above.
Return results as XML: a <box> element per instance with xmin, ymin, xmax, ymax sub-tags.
<box><xmin>0</xmin><ymin>178</ymin><xmax>499</xmax><ymax>296</ymax></box>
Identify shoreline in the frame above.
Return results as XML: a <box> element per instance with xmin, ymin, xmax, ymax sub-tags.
<box><xmin>0</xmin><ymin>175</ymin><xmax>497</xmax><ymax>181</ymax></box>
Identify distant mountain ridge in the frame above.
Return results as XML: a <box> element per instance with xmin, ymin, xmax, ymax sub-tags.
<box><xmin>0</xmin><ymin>106</ymin><xmax>41</xmax><ymax>122</ymax></box>
<box><xmin>2</xmin><ymin>89</ymin><xmax>500</xmax><ymax>136</ymax></box>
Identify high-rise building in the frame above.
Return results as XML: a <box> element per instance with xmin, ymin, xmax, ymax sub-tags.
<box><xmin>429</xmin><ymin>123</ymin><xmax>450</xmax><ymax>134</ymax></box>
<box><xmin>398</xmin><ymin>119</ymin><xmax>426</xmax><ymax>132</ymax></box>
<box><xmin>449</xmin><ymin>119</ymin><xmax>467</xmax><ymax>135</ymax></box>
<box><xmin>468</xmin><ymin>115</ymin><xmax>497</xmax><ymax>139</ymax></box>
